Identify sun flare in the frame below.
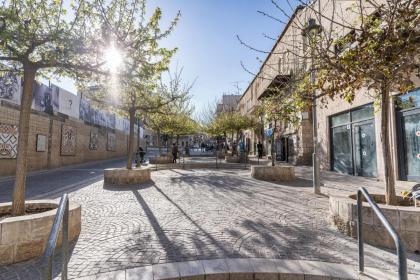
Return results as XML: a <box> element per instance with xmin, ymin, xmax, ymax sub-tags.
<box><xmin>104</xmin><ymin>43</ymin><xmax>123</xmax><ymax>73</ymax></box>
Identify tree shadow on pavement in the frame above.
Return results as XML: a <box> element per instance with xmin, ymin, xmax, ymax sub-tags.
<box><xmin>103</xmin><ymin>180</ymin><xmax>156</xmax><ymax>191</ymax></box>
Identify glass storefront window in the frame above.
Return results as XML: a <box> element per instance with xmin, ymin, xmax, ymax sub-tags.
<box><xmin>351</xmin><ymin>104</ymin><xmax>374</xmax><ymax>122</ymax></box>
<box><xmin>330</xmin><ymin>103</ymin><xmax>376</xmax><ymax>177</ymax></box>
<box><xmin>331</xmin><ymin>112</ymin><xmax>350</xmax><ymax>127</ymax></box>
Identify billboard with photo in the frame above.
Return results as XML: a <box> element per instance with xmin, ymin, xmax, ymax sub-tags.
<box><xmin>32</xmin><ymin>82</ymin><xmax>59</xmax><ymax>114</ymax></box>
<box><xmin>0</xmin><ymin>72</ymin><xmax>21</xmax><ymax>105</ymax></box>
<box><xmin>57</xmin><ymin>86</ymin><xmax>80</xmax><ymax>119</ymax></box>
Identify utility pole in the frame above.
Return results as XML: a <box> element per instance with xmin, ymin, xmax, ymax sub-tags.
<box><xmin>304</xmin><ymin>18</ymin><xmax>322</xmax><ymax>195</ymax></box>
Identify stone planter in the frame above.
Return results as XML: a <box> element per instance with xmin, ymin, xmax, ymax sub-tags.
<box><xmin>149</xmin><ymin>156</ymin><xmax>172</xmax><ymax>164</ymax></box>
<box><xmin>0</xmin><ymin>200</ymin><xmax>81</xmax><ymax>265</ymax></box>
<box><xmin>225</xmin><ymin>155</ymin><xmax>241</xmax><ymax>163</ymax></box>
<box><xmin>104</xmin><ymin>167</ymin><xmax>151</xmax><ymax>185</ymax></box>
<box><xmin>330</xmin><ymin>194</ymin><xmax>420</xmax><ymax>253</ymax></box>
<box><xmin>251</xmin><ymin>166</ymin><xmax>296</xmax><ymax>181</ymax></box>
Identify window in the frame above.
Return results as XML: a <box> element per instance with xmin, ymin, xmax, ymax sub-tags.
<box><xmin>330</xmin><ymin>104</ymin><xmax>377</xmax><ymax>177</ymax></box>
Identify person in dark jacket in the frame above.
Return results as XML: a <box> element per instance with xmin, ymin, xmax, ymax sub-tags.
<box><xmin>171</xmin><ymin>143</ymin><xmax>178</xmax><ymax>163</ymax></box>
<box><xmin>257</xmin><ymin>141</ymin><xmax>263</xmax><ymax>159</ymax></box>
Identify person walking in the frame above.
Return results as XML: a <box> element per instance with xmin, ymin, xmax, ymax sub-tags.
<box><xmin>232</xmin><ymin>141</ymin><xmax>237</xmax><ymax>156</ymax></box>
<box><xmin>171</xmin><ymin>143</ymin><xmax>178</xmax><ymax>163</ymax></box>
<box><xmin>257</xmin><ymin>141</ymin><xmax>263</xmax><ymax>159</ymax></box>
<box><xmin>135</xmin><ymin>147</ymin><xmax>145</xmax><ymax>167</ymax></box>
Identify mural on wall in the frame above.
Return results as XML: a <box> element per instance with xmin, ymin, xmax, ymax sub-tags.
<box><xmin>89</xmin><ymin>128</ymin><xmax>99</xmax><ymax>150</ymax></box>
<box><xmin>36</xmin><ymin>134</ymin><xmax>47</xmax><ymax>152</ymax></box>
<box><xmin>107</xmin><ymin>132</ymin><xmax>116</xmax><ymax>151</ymax></box>
<box><xmin>61</xmin><ymin>125</ymin><xmax>77</xmax><ymax>156</ymax></box>
<box><xmin>32</xmin><ymin>82</ymin><xmax>59</xmax><ymax>114</ymax></box>
<box><xmin>79</xmin><ymin>98</ymin><xmax>91</xmax><ymax>122</ymax></box>
<box><xmin>0</xmin><ymin>123</ymin><xmax>18</xmax><ymax>159</ymax></box>
<box><xmin>0</xmin><ymin>72</ymin><xmax>21</xmax><ymax>104</ymax></box>
<box><xmin>79</xmin><ymin>98</ymin><xmax>116</xmax><ymax>128</ymax></box>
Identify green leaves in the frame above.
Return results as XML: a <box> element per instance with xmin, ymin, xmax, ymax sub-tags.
<box><xmin>314</xmin><ymin>1</ymin><xmax>420</xmax><ymax>104</ymax></box>
<box><xmin>205</xmin><ymin>111</ymin><xmax>256</xmax><ymax>137</ymax></box>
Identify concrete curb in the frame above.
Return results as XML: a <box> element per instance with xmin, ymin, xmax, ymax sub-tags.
<box><xmin>78</xmin><ymin>258</ymin><xmax>420</xmax><ymax>280</ymax></box>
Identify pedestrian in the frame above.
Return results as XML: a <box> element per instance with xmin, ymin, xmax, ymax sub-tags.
<box><xmin>257</xmin><ymin>141</ymin><xmax>263</xmax><ymax>159</ymax></box>
<box><xmin>232</xmin><ymin>141</ymin><xmax>237</xmax><ymax>156</ymax></box>
<box><xmin>185</xmin><ymin>141</ymin><xmax>190</xmax><ymax>156</ymax></box>
<box><xmin>135</xmin><ymin>147</ymin><xmax>145</xmax><ymax>167</ymax></box>
<box><xmin>171</xmin><ymin>143</ymin><xmax>178</xmax><ymax>163</ymax></box>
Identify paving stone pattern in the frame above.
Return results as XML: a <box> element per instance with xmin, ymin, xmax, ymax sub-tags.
<box><xmin>1</xmin><ymin>168</ymin><xmax>420</xmax><ymax>279</ymax></box>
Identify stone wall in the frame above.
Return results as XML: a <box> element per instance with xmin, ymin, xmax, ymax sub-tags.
<box><xmin>0</xmin><ymin>101</ymin><xmax>144</xmax><ymax>176</ymax></box>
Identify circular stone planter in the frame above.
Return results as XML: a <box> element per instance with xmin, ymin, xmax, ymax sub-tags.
<box><xmin>149</xmin><ymin>156</ymin><xmax>172</xmax><ymax>164</ymax></box>
<box><xmin>225</xmin><ymin>155</ymin><xmax>241</xmax><ymax>163</ymax></box>
<box><xmin>104</xmin><ymin>167</ymin><xmax>151</xmax><ymax>185</ymax></box>
<box><xmin>251</xmin><ymin>166</ymin><xmax>296</xmax><ymax>181</ymax></box>
<box><xmin>330</xmin><ymin>194</ymin><xmax>420</xmax><ymax>252</ymax></box>
<box><xmin>0</xmin><ymin>200</ymin><xmax>81</xmax><ymax>265</ymax></box>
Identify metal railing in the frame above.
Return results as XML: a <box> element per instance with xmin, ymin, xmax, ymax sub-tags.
<box><xmin>357</xmin><ymin>187</ymin><xmax>407</xmax><ymax>280</ymax></box>
<box><xmin>41</xmin><ymin>193</ymin><xmax>69</xmax><ymax>280</ymax></box>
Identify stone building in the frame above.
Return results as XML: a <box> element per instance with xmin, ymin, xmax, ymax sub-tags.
<box><xmin>238</xmin><ymin>0</ymin><xmax>419</xmax><ymax>182</ymax></box>
<box><xmin>216</xmin><ymin>94</ymin><xmax>241</xmax><ymax>115</ymax></box>
<box><xmin>237</xmin><ymin>6</ymin><xmax>313</xmax><ymax>165</ymax></box>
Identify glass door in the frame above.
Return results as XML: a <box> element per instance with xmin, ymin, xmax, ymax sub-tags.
<box><xmin>353</xmin><ymin>121</ymin><xmax>377</xmax><ymax>177</ymax></box>
<box><xmin>400</xmin><ymin>109</ymin><xmax>420</xmax><ymax>181</ymax></box>
<box><xmin>331</xmin><ymin>125</ymin><xmax>353</xmax><ymax>174</ymax></box>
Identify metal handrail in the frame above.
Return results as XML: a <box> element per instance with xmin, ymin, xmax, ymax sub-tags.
<box><xmin>41</xmin><ymin>193</ymin><xmax>69</xmax><ymax>280</ymax></box>
<box><xmin>357</xmin><ymin>187</ymin><xmax>407</xmax><ymax>279</ymax></box>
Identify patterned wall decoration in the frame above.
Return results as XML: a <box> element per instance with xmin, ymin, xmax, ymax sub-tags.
<box><xmin>61</xmin><ymin>125</ymin><xmax>77</xmax><ymax>156</ymax></box>
<box><xmin>107</xmin><ymin>132</ymin><xmax>116</xmax><ymax>152</ymax></box>
<box><xmin>0</xmin><ymin>123</ymin><xmax>18</xmax><ymax>159</ymax></box>
<box><xmin>36</xmin><ymin>134</ymin><xmax>47</xmax><ymax>152</ymax></box>
<box><xmin>89</xmin><ymin>128</ymin><xmax>99</xmax><ymax>150</ymax></box>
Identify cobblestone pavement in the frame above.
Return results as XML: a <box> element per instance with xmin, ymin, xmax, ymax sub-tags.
<box><xmin>1</xmin><ymin>168</ymin><xmax>420</xmax><ymax>279</ymax></box>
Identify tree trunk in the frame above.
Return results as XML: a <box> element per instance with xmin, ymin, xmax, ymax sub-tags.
<box><xmin>126</xmin><ymin>108</ymin><xmax>135</xmax><ymax>170</ymax></box>
<box><xmin>12</xmin><ymin>67</ymin><xmax>37</xmax><ymax>216</ymax></box>
<box><xmin>157</xmin><ymin>130</ymin><xmax>161</xmax><ymax>155</ymax></box>
<box><xmin>380</xmin><ymin>88</ymin><xmax>397</xmax><ymax>205</ymax></box>
<box><xmin>271</xmin><ymin>120</ymin><xmax>277</xmax><ymax>167</ymax></box>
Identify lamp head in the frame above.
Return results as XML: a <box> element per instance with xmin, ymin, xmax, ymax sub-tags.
<box><xmin>303</xmin><ymin>18</ymin><xmax>322</xmax><ymax>36</ymax></box>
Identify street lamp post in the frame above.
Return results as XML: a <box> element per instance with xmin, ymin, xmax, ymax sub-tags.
<box><xmin>304</xmin><ymin>18</ymin><xmax>322</xmax><ymax>195</ymax></box>
<box><xmin>0</xmin><ymin>17</ymin><xmax>6</xmax><ymax>32</ymax></box>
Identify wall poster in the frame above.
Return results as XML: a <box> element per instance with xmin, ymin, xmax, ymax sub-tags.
<box><xmin>32</xmin><ymin>82</ymin><xmax>59</xmax><ymax>114</ymax></box>
<box><xmin>107</xmin><ymin>132</ymin><xmax>116</xmax><ymax>152</ymax></box>
<box><xmin>36</xmin><ymin>134</ymin><xmax>47</xmax><ymax>152</ymax></box>
<box><xmin>61</xmin><ymin>125</ymin><xmax>77</xmax><ymax>156</ymax></box>
<box><xmin>0</xmin><ymin>123</ymin><xmax>18</xmax><ymax>159</ymax></box>
<box><xmin>89</xmin><ymin>128</ymin><xmax>99</xmax><ymax>150</ymax></box>
<box><xmin>0</xmin><ymin>72</ymin><xmax>21</xmax><ymax>104</ymax></box>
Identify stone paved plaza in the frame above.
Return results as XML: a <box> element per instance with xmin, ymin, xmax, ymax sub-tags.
<box><xmin>1</xmin><ymin>167</ymin><xmax>420</xmax><ymax>279</ymax></box>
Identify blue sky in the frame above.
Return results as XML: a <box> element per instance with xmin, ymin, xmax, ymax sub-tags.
<box><xmin>49</xmin><ymin>0</ymin><xmax>297</xmax><ymax>114</ymax></box>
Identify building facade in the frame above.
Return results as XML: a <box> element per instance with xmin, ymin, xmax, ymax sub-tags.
<box><xmin>238</xmin><ymin>0</ymin><xmax>419</xmax><ymax>182</ymax></box>
<box><xmin>216</xmin><ymin>94</ymin><xmax>241</xmax><ymax>115</ymax></box>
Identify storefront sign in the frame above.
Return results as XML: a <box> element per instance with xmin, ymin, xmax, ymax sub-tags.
<box><xmin>416</xmin><ymin>131</ymin><xmax>420</xmax><ymax>137</ymax></box>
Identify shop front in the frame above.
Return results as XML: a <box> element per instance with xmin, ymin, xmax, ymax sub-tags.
<box><xmin>330</xmin><ymin>104</ymin><xmax>378</xmax><ymax>177</ymax></box>
<box><xmin>396</xmin><ymin>88</ymin><xmax>420</xmax><ymax>181</ymax></box>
